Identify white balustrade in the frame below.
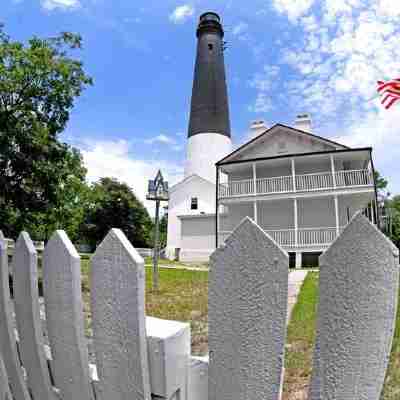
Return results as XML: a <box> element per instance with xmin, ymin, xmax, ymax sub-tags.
<box><xmin>256</xmin><ymin>176</ymin><xmax>293</xmax><ymax>194</ymax></box>
<box><xmin>220</xmin><ymin>227</ymin><xmax>343</xmax><ymax>247</ymax></box>
<box><xmin>264</xmin><ymin>229</ymin><xmax>296</xmax><ymax>246</ymax></box>
<box><xmin>295</xmin><ymin>172</ymin><xmax>333</xmax><ymax>191</ymax></box>
<box><xmin>218</xmin><ymin>169</ymin><xmax>373</xmax><ymax>198</ymax></box>
<box><xmin>219</xmin><ymin>179</ymin><xmax>254</xmax><ymax>197</ymax></box>
<box><xmin>297</xmin><ymin>227</ymin><xmax>337</xmax><ymax>246</ymax></box>
<box><xmin>335</xmin><ymin>169</ymin><xmax>373</xmax><ymax>187</ymax></box>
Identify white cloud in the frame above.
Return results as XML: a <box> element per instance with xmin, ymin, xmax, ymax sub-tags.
<box><xmin>267</xmin><ymin>0</ymin><xmax>400</xmax><ymax>193</ymax></box>
<box><xmin>232</xmin><ymin>22</ymin><xmax>248</xmax><ymax>36</ymax></box>
<box><xmin>80</xmin><ymin>139</ymin><xmax>183</xmax><ymax>212</ymax></box>
<box><xmin>248</xmin><ymin>93</ymin><xmax>273</xmax><ymax>113</ymax></box>
<box><xmin>145</xmin><ymin>134</ymin><xmax>176</xmax><ymax>145</ymax></box>
<box><xmin>41</xmin><ymin>0</ymin><xmax>80</xmax><ymax>11</ymax></box>
<box><xmin>249</xmin><ymin>65</ymin><xmax>280</xmax><ymax>113</ymax></box>
<box><xmin>232</xmin><ymin>22</ymin><xmax>250</xmax><ymax>41</ymax></box>
<box><xmin>273</xmin><ymin>0</ymin><xmax>316</xmax><ymax>22</ymax></box>
<box><xmin>169</xmin><ymin>4</ymin><xmax>195</xmax><ymax>24</ymax></box>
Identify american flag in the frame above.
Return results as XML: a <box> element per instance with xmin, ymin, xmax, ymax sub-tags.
<box><xmin>377</xmin><ymin>78</ymin><xmax>400</xmax><ymax>109</ymax></box>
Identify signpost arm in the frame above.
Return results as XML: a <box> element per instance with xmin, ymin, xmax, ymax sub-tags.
<box><xmin>153</xmin><ymin>199</ymin><xmax>160</xmax><ymax>291</ymax></box>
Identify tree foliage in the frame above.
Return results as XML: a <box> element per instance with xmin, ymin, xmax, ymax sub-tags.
<box><xmin>0</xmin><ymin>27</ymin><xmax>92</xmax><ymax>240</ymax></box>
<box><xmin>81</xmin><ymin>178</ymin><xmax>154</xmax><ymax>249</ymax></box>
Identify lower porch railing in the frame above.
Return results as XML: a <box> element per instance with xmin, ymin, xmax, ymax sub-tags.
<box><xmin>219</xmin><ymin>227</ymin><xmax>345</xmax><ymax>248</ymax></box>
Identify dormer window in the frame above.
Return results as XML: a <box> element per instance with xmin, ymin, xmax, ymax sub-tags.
<box><xmin>191</xmin><ymin>197</ymin><xmax>198</xmax><ymax>210</ymax></box>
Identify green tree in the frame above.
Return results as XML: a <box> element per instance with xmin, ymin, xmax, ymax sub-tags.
<box><xmin>375</xmin><ymin>171</ymin><xmax>389</xmax><ymax>195</ymax></box>
<box><xmin>0</xmin><ymin>26</ymin><xmax>92</xmax><ymax>240</ymax></box>
<box><xmin>81</xmin><ymin>178</ymin><xmax>154</xmax><ymax>249</ymax></box>
<box><xmin>159</xmin><ymin>212</ymin><xmax>168</xmax><ymax>248</ymax></box>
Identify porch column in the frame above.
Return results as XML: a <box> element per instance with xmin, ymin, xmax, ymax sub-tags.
<box><xmin>216</xmin><ymin>166</ymin><xmax>220</xmax><ymax>248</ymax></box>
<box><xmin>291</xmin><ymin>158</ymin><xmax>296</xmax><ymax>192</ymax></box>
<box><xmin>295</xmin><ymin>253</ymin><xmax>302</xmax><ymax>269</ymax></box>
<box><xmin>253</xmin><ymin>162</ymin><xmax>257</xmax><ymax>195</ymax></box>
<box><xmin>334</xmin><ymin>195</ymin><xmax>340</xmax><ymax>236</ymax></box>
<box><xmin>253</xmin><ymin>163</ymin><xmax>258</xmax><ymax>224</ymax></box>
<box><xmin>330</xmin><ymin>154</ymin><xmax>336</xmax><ymax>188</ymax></box>
<box><xmin>370</xmin><ymin>202</ymin><xmax>376</xmax><ymax>225</ymax></box>
<box><xmin>294</xmin><ymin>198</ymin><xmax>298</xmax><ymax>247</ymax></box>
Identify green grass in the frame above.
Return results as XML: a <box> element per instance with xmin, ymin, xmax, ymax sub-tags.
<box><xmin>145</xmin><ymin>267</ymin><xmax>208</xmax><ymax>355</ymax></box>
<box><xmin>381</xmin><ymin>288</ymin><xmax>400</xmax><ymax>400</ymax></box>
<box><xmin>282</xmin><ymin>272</ymin><xmax>400</xmax><ymax>400</ymax></box>
<box><xmin>80</xmin><ymin>259</ymin><xmax>208</xmax><ymax>355</ymax></box>
<box><xmin>283</xmin><ymin>272</ymin><xmax>319</xmax><ymax>399</ymax></box>
<box><xmin>144</xmin><ymin>256</ymin><xmax>209</xmax><ymax>270</ymax></box>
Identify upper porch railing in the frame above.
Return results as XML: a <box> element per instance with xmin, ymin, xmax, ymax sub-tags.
<box><xmin>218</xmin><ymin>169</ymin><xmax>373</xmax><ymax>198</ymax></box>
<box><xmin>219</xmin><ymin>226</ymin><xmax>345</xmax><ymax>248</ymax></box>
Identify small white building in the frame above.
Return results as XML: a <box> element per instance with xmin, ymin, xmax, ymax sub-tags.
<box><xmin>217</xmin><ymin>116</ymin><xmax>377</xmax><ymax>268</ymax></box>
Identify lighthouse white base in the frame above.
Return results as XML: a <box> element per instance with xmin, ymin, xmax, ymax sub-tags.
<box><xmin>184</xmin><ymin>133</ymin><xmax>232</xmax><ymax>183</ymax></box>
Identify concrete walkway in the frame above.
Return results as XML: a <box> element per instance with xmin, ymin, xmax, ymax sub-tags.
<box><xmin>287</xmin><ymin>270</ymin><xmax>308</xmax><ymax>324</ymax></box>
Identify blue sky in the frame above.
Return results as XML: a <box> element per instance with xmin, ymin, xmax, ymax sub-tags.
<box><xmin>2</xmin><ymin>0</ymin><xmax>400</xmax><ymax>209</ymax></box>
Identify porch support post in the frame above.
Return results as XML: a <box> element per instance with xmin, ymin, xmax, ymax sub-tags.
<box><xmin>252</xmin><ymin>162</ymin><xmax>257</xmax><ymax>196</ymax></box>
<box><xmin>216</xmin><ymin>166</ymin><xmax>220</xmax><ymax>248</ymax></box>
<box><xmin>291</xmin><ymin>158</ymin><xmax>296</xmax><ymax>192</ymax></box>
<box><xmin>330</xmin><ymin>153</ymin><xmax>337</xmax><ymax>188</ymax></box>
<box><xmin>294</xmin><ymin>198</ymin><xmax>298</xmax><ymax>247</ymax></box>
<box><xmin>334</xmin><ymin>195</ymin><xmax>340</xmax><ymax>236</ymax></box>
<box><xmin>253</xmin><ymin>163</ymin><xmax>258</xmax><ymax>224</ymax></box>
<box><xmin>371</xmin><ymin>201</ymin><xmax>376</xmax><ymax>225</ymax></box>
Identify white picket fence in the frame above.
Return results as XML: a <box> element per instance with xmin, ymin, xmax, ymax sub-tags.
<box><xmin>0</xmin><ymin>212</ymin><xmax>399</xmax><ymax>400</ymax></box>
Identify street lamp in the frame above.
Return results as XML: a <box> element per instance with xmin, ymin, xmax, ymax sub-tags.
<box><xmin>146</xmin><ymin>170</ymin><xmax>169</xmax><ymax>290</ymax></box>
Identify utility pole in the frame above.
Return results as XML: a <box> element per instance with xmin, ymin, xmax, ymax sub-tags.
<box><xmin>146</xmin><ymin>170</ymin><xmax>169</xmax><ymax>291</ymax></box>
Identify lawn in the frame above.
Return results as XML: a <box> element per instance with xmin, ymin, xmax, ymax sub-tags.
<box><xmin>79</xmin><ymin>261</ymin><xmax>400</xmax><ymax>398</ymax></box>
<box><xmin>80</xmin><ymin>259</ymin><xmax>209</xmax><ymax>355</ymax></box>
<box><xmin>282</xmin><ymin>272</ymin><xmax>400</xmax><ymax>400</ymax></box>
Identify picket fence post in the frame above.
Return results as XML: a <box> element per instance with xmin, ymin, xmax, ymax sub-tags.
<box><xmin>208</xmin><ymin>217</ymin><xmax>288</xmax><ymax>400</ymax></box>
<box><xmin>0</xmin><ymin>231</ymin><xmax>31</xmax><ymax>400</ymax></box>
<box><xmin>309</xmin><ymin>212</ymin><xmax>399</xmax><ymax>399</ymax></box>
<box><xmin>90</xmin><ymin>228</ymin><xmax>151</xmax><ymax>400</ymax></box>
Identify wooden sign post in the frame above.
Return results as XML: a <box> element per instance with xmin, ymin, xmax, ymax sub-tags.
<box><xmin>146</xmin><ymin>170</ymin><xmax>169</xmax><ymax>291</ymax></box>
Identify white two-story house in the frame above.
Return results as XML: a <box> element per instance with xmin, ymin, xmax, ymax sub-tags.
<box><xmin>216</xmin><ymin>116</ymin><xmax>377</xmax><ymax>268</ymax></box>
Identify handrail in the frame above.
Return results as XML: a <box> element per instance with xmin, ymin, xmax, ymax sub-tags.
<box><xmin>220</xmin><ymin>227</ymin><xmax>346</xmax><ymax>247</ymax></box>
<box><xmin>218</xmin><ymin>168</ymin><xmax>373</xmax><ymax>198</ymax></box>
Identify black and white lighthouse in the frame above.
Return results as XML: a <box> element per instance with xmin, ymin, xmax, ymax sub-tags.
<box><xmin>184</xmin><ymin>12</ymin><xmax>232</xmax><ymax>183</ymax></box>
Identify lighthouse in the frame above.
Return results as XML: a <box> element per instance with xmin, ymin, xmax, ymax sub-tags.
<box><xmin>184</xmin><ymin>12</ymin><xmax>232</xmax><ymax>183</ymax></box>
<box><xmin>166</xmin><ymin>12</ymin><xmax>233</xmax><ymax>262</ymax></box>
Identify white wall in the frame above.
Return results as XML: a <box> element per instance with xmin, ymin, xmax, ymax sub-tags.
<box><xmin>236</xmin><ymin>129</ymin><xmax>336</xmax><ymax>161</ymax></box>
<box><xmin>258</xmin><ymin>200</ymin><xmax>294</xmax><ymax>230</ymax></box>
<box><xmin>185</xmin><ymin>133</ymin><xmax>232</xmax><ymax>184</ymax></box>
<box><xmin>179</xmin><ymin>216</ymin><xmax>215</xmax><ymax>262</ymax></box>
<box><xmin>166</xmin><ymin>176</ymin><xmax>216</xmax><ymax>260</ymax></box>
<box><xmin>220</xmin><ymin>203</ymin><xmax>253</xmax><ymax>232</ymax></box>
<box><xmin>298</xmin><ymin>197</ymin><xmax>336</xmax><ymax>228</ymax></box>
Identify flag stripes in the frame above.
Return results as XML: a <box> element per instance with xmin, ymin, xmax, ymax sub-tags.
<box><xmin>377</xmin><ymin>78</ymin><xmax>400</xmax><ymax>109</ymax></box>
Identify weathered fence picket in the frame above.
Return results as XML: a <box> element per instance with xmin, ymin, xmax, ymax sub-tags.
<box><xmin>0</xmin><ymin>214</ymin><xmax>398</xmax><ymax>400</ymax></box>
<box><xmin>309</xmin><ymin>212</ymin><xmax>400</xmax><ymax>400</ymax></box>
<box><xmin>0</xmin><ymin>231</ymin><xmax>31</xmax><ymax>400</ymax></box>
<box><xmin>90</xmin><ymin>229</ymin><xmax>151</xmax><ymax>400</ymax></box>
<box><xmin>42</xmin><ymin>231</ymin><xmax>94</xmax><ymax>400</ymax></box>
<box><xmin>13</xmin><ymin>232</ymin><xmax>56</xmax><ymax>400</ymax></box>
<box><xmin>0</xmin><ymin>353</ymin><xmax>11</xmax><ymax>400</ymax></box>
<box><xmin>209</xmin><ymin>217</ymin><xmax>288</xmax><ymax>400</ymax></box>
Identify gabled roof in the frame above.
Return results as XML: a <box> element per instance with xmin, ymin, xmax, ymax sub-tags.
<box><xmin>217</xmin><ymin>123</ymin><xmax>349</xmax><ymax>165</ymax></box>
<box><xmin>169</xmin><ymin>173</ymin><xmax>215</xmax><ymax>193</ymax></box>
